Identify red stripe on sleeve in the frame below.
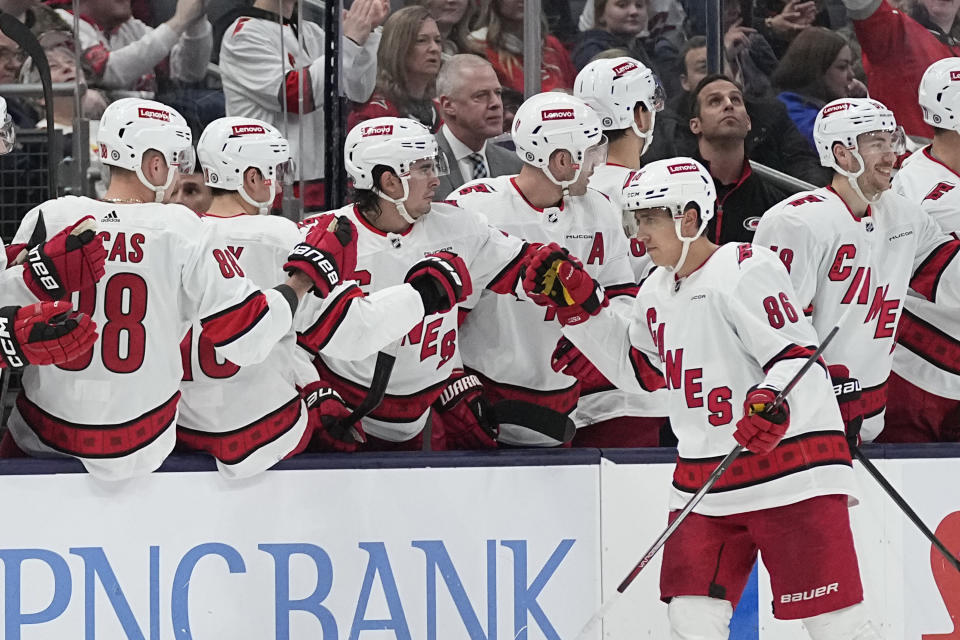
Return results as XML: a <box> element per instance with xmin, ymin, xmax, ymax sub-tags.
<box><xmin>4</xmin><ymin>243</ymin><xmax>25</xmax><ymax>267</ymax></box>
<box><xmin>201</xmin><ymin>291</ymin><xmax>270</xmax><ymax>347</ymax></box>
<box><xmin>910</xmin><ymin>240</ymin><xmax>960</xmax><ymax>302</ymax></box>
<box><xmin>281</xmin><ymin>69</ymin><xmax>316</xmax><ymax>114</ymax></box>
<box><xmin>629</xmin><ymin>346</ymin><xmax>666</xmax><ymax>392</ymax></box>
<box><xmin>486</xmin><ymin>243</ymin><xmax>532</xmax><ymax>295</ymax></box>
<box><xmin>297</xmin><ymin>284</ymin><xmax>364</xmax><ymax>355</ymax></box>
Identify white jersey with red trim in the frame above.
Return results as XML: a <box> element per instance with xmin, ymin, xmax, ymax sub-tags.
<box><xmin>448</xmin><ymin>176</ymin><xmax>666</xmax><ymax>446</ymax></box>
<box><xmin>891</xmin><ymin>147</ymin><xmax>960</xmax><ymax>400</ymax></box>
<box><xmin>219</xmin><ymin>15</ymin><xmax>379</xmax><ymax>181</ymax></box>
<box><xmin>754</xmin><ymin>186</ymin><xmax>960</xmax><ymax>440</ymax></box>
<box><xmin>5</xmin><ymin>197</ymin><xmax>298</xmax><ymax>480</ymax></box>
<box><xmin>589</xmin><ymin>163</ymin><xmax>655</xmax><ymax>281</ymax></box>
<box><xmin>564</xmin><ymin>243</ymin><xmax>854</xmax><ymax>515</ymax></box>
<box><xmin>302</xmin><ymin>202</ymin><xmax>526</xmax><ymax>442</ymax></box>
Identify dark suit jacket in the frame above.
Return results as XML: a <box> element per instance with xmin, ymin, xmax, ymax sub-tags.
<box><xmin>435</xmin><ymin>128</ymin><xmax>523</xmax><ymax>200</ymax></box>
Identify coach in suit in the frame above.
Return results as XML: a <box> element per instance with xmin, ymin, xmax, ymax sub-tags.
<box><xmin>435</xmin><ymin>54</ymin><xmax>522</xmax><ymax>200</ymax></box>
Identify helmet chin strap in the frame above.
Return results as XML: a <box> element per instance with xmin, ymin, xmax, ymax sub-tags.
<box><xmin>375</xmin><ymin>176</ymin><xmax>418</xmax><ymax>225</ymax></box>
<box><xmin>838</xmin><ymin>149</ymin><xmax>883</xmax><ymax>206</ymax></box>
<box><xmin>135</xmin><ymin>163</ymin><xmax>177</xmax><ymax>203</ymax></box>
<box><xmin>631</xmin><ymin>111</ymin><xmax>656</xmax><ymax>157</ymax></box>
<box><xmin>239</xmin><ymin>180</ymin><xmax>277</xmax><ymax>215</ymax></box>
<box><xmin>668</xmin><ymin>214</ymin><xmax>708</xmax><ymax>276</ymax></box>
<box><xmin>544</xmin><ymin>163</ymin><xmax>582</xmax><ymax>202</ymax></box>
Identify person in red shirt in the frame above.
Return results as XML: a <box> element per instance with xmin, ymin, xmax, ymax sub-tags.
<box><xmin>842</xmin><ymin>0</ymin><xmax>960</xmax><ymax>139</ymax></box>
<box><xmin>467</xmin><ymin>0</ymin><xmax>576</xmax><ymax>95</ymax></box>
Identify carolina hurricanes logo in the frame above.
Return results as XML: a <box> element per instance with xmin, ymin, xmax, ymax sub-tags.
<box><xmin>743</xmin><ymin>216</ymin><xmax>761</xmax><ymax>232</ymax></box>
<box><xmin>924</xmin><ymin>181</ymin><xmax>956</xmax><ymax>202</ymax></box>
<box><xmin>361</xmin><ymin>124</ymin><xmax>393</xmax><ymax>136</ymax></box>
<box><xmin>231</xmin><ymin>124</ymin><xmax>266</xmax><ymax>135</ymax></box>
<box><xmin>612</xmin><ymin>61</ymin><xmax>638</xmax><ymax>77</ymax></box>
<box><xmin>137</xmin><ymin>107</ymin><xmax>170</xmax><ymax>121</ymax></box>
<box><xmin>541</xmin><ymin>108</ymin><xmax>575</xmax><ymax>120</ymax></box>
<box><xmin>667</xmin><ymin>163</ymin><xmax>698</xmax><ymax>174</ymax></box>
<box><xmin>822</xmin><ymin>103</ymin><xmax>850</xmax><ymax>116</ymax></box>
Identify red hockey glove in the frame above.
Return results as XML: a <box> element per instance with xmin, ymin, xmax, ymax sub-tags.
<box><xmin>431</xmin><ymin>370</ymin><xmax>498</xmax><ymax>450</ymax></box>
<box><xmin>404</xmin><ymin>251</ymin><xmax>473</xmax><ymax>315</ymax></box>
<box><xmin>551</xmin><ymin>337</ymin><xmax>611</xmax><ymax>391</ymax></box>
<box><xmin>734</xmin><ymin>386</ymin><xmax>790</xmax><ymax>455</ymax></box>
<box><xmin>0</xmin><ymin>301</ymin><xmax>98</xmax><ymax>368</ymax></box>
<box><xmin>284</xmin><ymin>215</ymin><xmax>358</xmax><ymax>298</ymax></box>
<box><xmin>522</xmin><ymin>243</ymin><xmax>607</xmax><ymax>325</ymax></box>
<box><xmin>827</xmin><ymin>364</ymin><xmax>863</xmax><ymax>452</ymax></box>
<box><xmin>23</xmin><ymin>216</ymin><xmax>107</xmax><ymax>301</ymax></box>
<box><xmin>302</xmin><ymin>381</ymin><xmax>366</xmax><ymax>453</ymax></box>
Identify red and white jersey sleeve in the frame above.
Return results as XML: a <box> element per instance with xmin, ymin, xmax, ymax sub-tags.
<box><xmin>303</xmin><ymin>202</ymin><xmax>525</xmax><ymax>442</ymax></box>
<box><xmin>5</xmin><ymin>197</ymin><xmax>295</xmax><ymax>480</ymax></box>
<box><xmin>448</xmin><ymin>176</ymin><xmax>666</xmax><ymax>445</ymax></box>
<box><xmin>177</xmin><ymin>214</ymin><xmax>312</xmax><ymax>479</ymax></box>
<box><xmin>891</xmin><ymin>146</ymin><xmax>960</xmax><ymax>399</ymax></box>
<box><xmin>754</xmin><ymin>185</ymin><xmax>960</xmax><ymax>440</ymax></box>
<box><xmin>219</xmin><ymin>16</ymin><xmax>378</xmax><ymax>181</ymax></box>
<box><xmin>566</xmin><ymin>244</ymin><xmax>854</xmax><ymax>516</ymax></box>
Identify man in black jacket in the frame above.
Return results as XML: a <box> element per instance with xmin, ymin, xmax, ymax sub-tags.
<box><xmin>686</xmin><ymin>74</ymin><xmax>789</xmax><ymax>244</ymax></box>
<box><xmin>645</xmin><ymin>37</ymin><xmax>832</xmax><ymax>187</ymax></box>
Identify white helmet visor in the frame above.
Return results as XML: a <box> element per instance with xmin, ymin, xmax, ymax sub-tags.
<box><xmin>405</xmin><ymin>152</ymin><xmax>450</xmax><ymax>180</ymax></box>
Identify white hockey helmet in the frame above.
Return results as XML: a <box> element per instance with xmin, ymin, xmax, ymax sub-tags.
<box><xmin>97</xmin><ymin>98</ymin><xmax>195</xmax><ymax>202</ymax></box>
<box><xmin>813</xmin><ymin>98</ymin><xmax>904</xmax><ymax>202</ymax></box>
<box><xmin>919</xmin><ymin>57</ymin><xmax>960</xmax><ymax>132</ymax></box>
<box><xmin>511</xmin><ymin>92</ymin><xmax>607</xmax><ymax>192</ymax></box>
<box><xmin>198</xmin><ymin>117</ymin><xmax>292</xmax><ymax>214</ymax></box>
<box><xmin>574</xmin><ymin>57</ymin><xmax>664</xmax><ymax>155</ymax></box>
<box><xmin>0</xmin><ymin>96</ymin><xmax>14</xmax><ymax>155</ymax></box>
<box><xmin>344</xmin><ymin>117</ymin><xmax>449</xmax><ymax>224</ymax></box>
<box><xmin>622</xmin><ymin>157</ymin><xmax>715</xmax><ymax>273</ymax></box>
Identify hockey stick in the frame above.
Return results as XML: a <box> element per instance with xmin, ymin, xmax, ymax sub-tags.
<box><xmin>572</xmin><ymin>324</ymin><xmax>840</xmax><ymax>640</ymax></box>
<box><xmin>328</xmin><ymin>338</ymin><xmax>402</xmax><ymax>441</ymax></box>
<box><xmin>852</xmin><ymin>447</ymin><xmax>960</xmax><ymax>573</ymax></box>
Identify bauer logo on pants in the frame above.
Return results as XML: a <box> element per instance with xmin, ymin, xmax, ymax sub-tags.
<box><xmin>541</xmin><ymin>109</ymin><xmax>575</xmax><ymax>120</ymax></box>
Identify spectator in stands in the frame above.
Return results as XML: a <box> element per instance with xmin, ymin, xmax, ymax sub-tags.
<box><xmin>433</xmin><ymin>54</ymin><xmax>521</xmax><ymax>198</ymax></box>
<box><xmin>772</xmin><ymin>27</ymin><xmax>866</xmax><ymax>150</ymax></box>
<box><xmin>842</xmin><ymin>0</ymin><xmax>960</xmax><ymax>139</ymax></box>
<box><xmin>349</xmin><ymin>6</ymin><xmax>443</xmax><ymax>133</ymax></box>
<box><xmin>58</xmin><ymin>0</ymin><xmax>211</xmax><ymax>95</ymax></box>
<box><xmin>19</xmin><ymin>34</ymin><xmax>108</xmax><ymax>129</ymax></box>
<box><xmin>646</xmin><ymin>37</ymin><xmax>830</xmax><ymax>185</ymax></box>
<box><xmin>219</xmin><ymin>0</ymin><xmax>387</xmax><ymax>210</ymax></box>
<box><xmin>753</xmin><ymin>0</ymin><xmax>819</xmax><ymax>58</ymax></box>
<box><xmin>0</xmin><ymin>29</ymin><xmax>36</xmax><ymax>127</ymax></box>
<box><xmin>0</xmin><ymin>0</ymin><xmax>72</xmax><ymax>37</ymax></box>
<box><xmin>169</xmin><ymin>164</ymin><xmax>212</xmax><ymax>214</ymax></box>
<box><xmin>468</xmin><ymin>0</ymin><xmax>576</xmax><ymax>94</ymax></box>
<box><xmin>407</xmin><ymin>0</ymin><xmax>475</xmax><ymax>57</ymax></box>
<box><xmin>572</xmin><ymin>0</ymin><xmax>656</xmax><ymax>71</ymax></box>
<box><xmin>688</xmin><ymin>74</ymin><xmax>789</xmax><ymax>243</ymax></box>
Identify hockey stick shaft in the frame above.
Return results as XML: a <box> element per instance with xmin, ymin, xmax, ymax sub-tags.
<box><xmin>573</xmin><ymin>325</ymin><xmax>839</xmax><ymax>640</ymax></box>
<box><xmin>852</xmin><ymin>447</ymin><xmax>960</xmax><ymax>573</ymax></box>
<box><xmin>337</xmin><ymin>338</ymin><xmax>402</xmax><ymax>429</ymax></box>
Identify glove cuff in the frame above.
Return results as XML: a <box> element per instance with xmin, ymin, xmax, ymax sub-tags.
<box><xmin>23</xmin><ymin>246</ymin><xmax>63</xmax><ymax>301</ymax></box>
<box><xmin>0</xmin><ymin>306</ymin><xmax>28</xmax><ymax>368</ymax></box>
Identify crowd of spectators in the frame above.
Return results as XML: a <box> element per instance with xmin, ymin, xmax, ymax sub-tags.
<box><xmin>1</xmin><ymin>0</ymin><xmax>960</xmax><ymax>448</ymax></box>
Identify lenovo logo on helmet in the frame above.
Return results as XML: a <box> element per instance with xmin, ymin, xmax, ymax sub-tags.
<box><xmin>951</xmin><ymin>71</ymin><xmax>960</xmax><ymax>81</ymax></box>
<box><xmin>137</xmin><ymin>107</ymin><xmax>170</xmax><ymax>122</ymax></box>
<box><xmin>541</xmin><ymin>109</ymin><xmax>575</xmax><ymax>121</ymax></box>
<box><xmin>361</xmin><ymin>125</ymin><xmax>393</xmax><ymax>136</ymax></box>
<box><xmin>822</xmin><ymin>103</ymin><xmax>850</xmax><ymax>116</ymax></box>
<box><xmin>667</xmin><ymin>163</ymin><xmax>698</xmax><ymax>174</ymax></box>
<box><xmin>231</xmin><ymin>124</ymin><xmax>266</xmax><ymax>135</ymax></box>
<box><xmin>612</xmin><ymin>61</ymin><xmax>638</xmax><ymax>77</ymax></box>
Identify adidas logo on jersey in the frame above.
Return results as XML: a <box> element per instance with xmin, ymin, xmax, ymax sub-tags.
<box><xmin>541</xmin><ymin>108</ymin><xmax>575</xmax><ymax>120</ymax></box>
<box><xmin>101</xmin><ymin>211</ymin><xmax>120</xmax><ymax>223</ymax></box>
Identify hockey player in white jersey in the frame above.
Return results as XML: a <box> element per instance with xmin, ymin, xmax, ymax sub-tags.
<box><xmin>448</xmin><ymin>92</ymin><xmax>661</xmax><ymax>448</ymax></box>
<box><xmin>754</xmin><ymin>98</ymin><xmax>960</xmax><ymax>443</ymax></box>
<box><xmin>3</xmin><ymin>99</ymin><xmax>358</xmax><ymax>480</ymax></box>
<box><xmin>302</xmin><ymin>117</ymin><xmax>531</xmax><ymax>450</ymax></box>
<box><xmin>575</xmin><ymin>55</ymin><xmax>663</xmax><ymax>278</ymax></box>
<box><xmin>524</xmin><ymin>158</ymin><xmax>879</xmax><ymax>640</ymax></box>
<box><xmin>884</xmin><ymin>58</ymin><xmax>960</xmax><ymax>442</ymax></box>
